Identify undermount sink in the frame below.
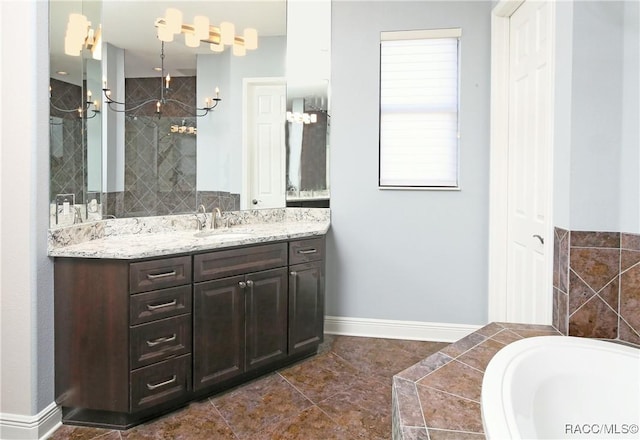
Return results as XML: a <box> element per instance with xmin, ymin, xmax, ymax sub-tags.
<box><xmin>193</xmin><ymin>229</ymin><xmax>253</xmax><ymax>239</ymax></box>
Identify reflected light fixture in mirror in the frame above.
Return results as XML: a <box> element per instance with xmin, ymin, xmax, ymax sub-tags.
<box><xmin>49</xmin><ymin>86</ymin><xmax>100</xmax><ymax>119</ymax></box>
<box><xmin>63</xmin><ymin>12</ymin><xmax>102</xmax><ymax>59</ymax></box>
<box><xmin>102</xmin><ymin>41</ymin><xmax>221</xmax><ymax>118</ymax></box>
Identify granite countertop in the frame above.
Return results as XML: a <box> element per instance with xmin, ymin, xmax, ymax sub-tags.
<box><xmin>48</xmin><ymin>208</ymin><xmax>330</xmax><ymax>260</ymax></box>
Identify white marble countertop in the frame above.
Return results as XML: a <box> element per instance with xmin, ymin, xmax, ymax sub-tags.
<box><xmin>48</xmin><ymin>208</ymin><xmax>330</xmax><ymax>260</ymax></box>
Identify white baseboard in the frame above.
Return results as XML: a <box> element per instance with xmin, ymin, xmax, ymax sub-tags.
<box><xmin>0</xmin><ymin>402</ymin><xmax>61</xmax><ymax>440</ymax></box>
<box><xmin>324</xmin><ymin>315</ymin><xmax>480</xmax><ymax>343</ymax></box>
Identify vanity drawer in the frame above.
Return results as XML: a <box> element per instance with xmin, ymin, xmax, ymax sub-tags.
<box><xmin>289</xmin><ymin>237</ymin><xmax>325</xmax><ymax>265</ymax></box>
<box><xmin>130</xmin><ymin>285</ymin><xmax>192</xmax><ymax>326</ymax></box>
<box><xmin>129</xmin><ymin>256</ymin><xmax>192</xmax><ymax>294</ymax></box>
<box><xmin>194</xmin><ymin>243</ymin><xmax>287</xmax><ymax>282</ymax></box>
<box><xmin>130</xmin><ymin>315</ymin><xmax>191</xmax><ymax>370</ymax></box>
<box><xmin>130</xmin><ymin>354</ymin><xmax>191</xmax><ymax>412</ymax></box>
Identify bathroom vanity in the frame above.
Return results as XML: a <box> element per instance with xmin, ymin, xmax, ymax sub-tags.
<box><xmin>50</xmin><ymin>209</ymin><xmax>328</xmax><ymax>429</ymax></box>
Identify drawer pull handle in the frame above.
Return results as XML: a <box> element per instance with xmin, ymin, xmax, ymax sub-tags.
<box><xmin>146</xmin><ymin>334</ymin><xmax>177</xmax><ymax>347</ymax></box>
<box><xmin>146</xmin><ymin>375</ymin><xmax>177</xmax><ymax>390</ymax></box>
<box><xmin>146</xmin><ymin>271</ymin><xmax>177</xmax><ymax>280</ymax></box>
<box><xmin>146</xmin><ymin>299</ymin><xmax>177</xmax><ymax>311</ymax></box>
<box><xmin>298</xmin><ymin>248</ymin><xmax>317</xmax><ymax>255</ymax></box>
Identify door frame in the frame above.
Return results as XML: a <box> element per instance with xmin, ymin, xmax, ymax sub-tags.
<box><xmin>241</xmin><ymin>77</ymin><xmax>287</xmax><ymax>210</ymax></box>
<box><xmin>488</xmin><ymin>0</ymin><xmax>556</xmax><ymax>323</ymax></box>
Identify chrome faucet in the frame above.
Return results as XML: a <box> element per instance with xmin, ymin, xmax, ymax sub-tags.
<box><xmin>194</xmin><ymin>205</ymin><xmax>207</xmax><ymax>230</ymax></box>
<box><xmin>193</xmin><ymin>214</ymin><xmax>204</xmax><ymax>230</ymax></box>
<box><xmin>211</xmin><ymin>207</ymin><xmax>222</xmax><ymax>229</ymax></box>
<box><xmin>73</xmin><ymin>206</ymin><xmax>83</xmax><ymax>224</ymax></box>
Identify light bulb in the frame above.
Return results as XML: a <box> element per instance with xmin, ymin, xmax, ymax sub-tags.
<box><xmin>185</xmin><ymin>32</ymin><xmax>200</xmax><ymax>48</ymax></box>
<box><xmin>244</xmin><ymin>28</ymin><xmax>258</xmax><ymax>50</ymax></box>
<box><xmin>210</xmin><ymin>42</ymin><xmax>224</xmax><ymax>53</ymax></box>
<box><xmin>193</xmin><ymin>16</ymin><xmax>210</xmax><ymax>40</ymax></box>
<box><xmin>220</xmin><ymin>22</ymin><xmax>235</xmax><ymax>45</ymax></box>
<box><xmin>165</xmin><ymin>8</ymin><xmax>183</xmax><ymax>34</ymax></box>
<box><xmin>233</xmin><ymin>42</ymin><xmax>246</xmax><ymax>57</ymax></box>
<box><xmin>157</xmin><ymin>25</ymin><xmax>174</xmax><ymax>43</ymax></box>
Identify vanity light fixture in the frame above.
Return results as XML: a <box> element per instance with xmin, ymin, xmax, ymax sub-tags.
<box><xmin>50</xmin><ymin>86</ymin><xmax>100</xmax><ymax>119</ymax></box>
<box><xmin>63</xmin><ymin>13</ymin><xmax>102</xmax><ymax>60</ymax></box>
<box><xmin>286</xmin><ymin>111</ymin><xmax>318</xmax><ymax>124</ymax></box>
<box><xmin>170</xmin><ymin>120</ymin><xmax>197</xmax><ymax>135</ymax></box>
<box><xmin>102</xmin><ymin>41</ymin><xmax>221</xmax><ymax>118</ymax></box>
<box><xmin>154</xmin><ymin>8</ymin><xmax>258</xmax><ymax>56</ymax></box>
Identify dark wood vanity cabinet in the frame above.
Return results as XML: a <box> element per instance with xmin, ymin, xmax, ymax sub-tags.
<box><xmin>54</xmin><ymin>236</ymin><xmax>325</xmax><ymax>429</ymax></box>
<box><xmin>289</xmin><ymin>237</ymin><xmax>326</xmax><ymax>355</ymax></box>
<box><xmin>193</xmin><ymin>243</ymin><xmax>289</xmax><ymax>390</ymax></box>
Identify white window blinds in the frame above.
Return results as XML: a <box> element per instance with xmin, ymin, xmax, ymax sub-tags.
<box><xmin>379</xmin><ymin>28</ymin><xmax>461</xmax><ymax>188</ymax></box>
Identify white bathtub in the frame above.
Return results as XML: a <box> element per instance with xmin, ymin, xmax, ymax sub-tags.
<box><xmin>482</xmin><ymin>336</ymin><xmax>640</xmax><ymax>439</ymax></box>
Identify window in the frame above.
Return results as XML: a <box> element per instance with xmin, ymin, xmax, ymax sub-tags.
<box><xmin>379</xmin><ymin>28</ymin><xmax>461</xmax><ymax>189</ymax></box>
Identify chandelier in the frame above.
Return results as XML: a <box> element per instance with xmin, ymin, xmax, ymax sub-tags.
<box><xmin>102</xmin><ymin>41</ymin><xmax>221</xmax><ymax>118</ymax></box>
<box><xmin>50</xmin><ymin>87</ymin><xmax>100</xmax><ymax>120</ymax></box>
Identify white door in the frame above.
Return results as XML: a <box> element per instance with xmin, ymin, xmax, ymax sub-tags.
<box><xmin>245</xmin><ymin>81</ymin><xmax>286</xmax><ymax>209</ymax></box>
<box><xmin>505</xmin><ymin>0</ymin><xmax>553</xmax><ymax>323</ymax></box>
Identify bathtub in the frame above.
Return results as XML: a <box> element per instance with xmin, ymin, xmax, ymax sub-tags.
<box><xmin>482</xmin><ymin>336</ymin><xmax>640</xmax><ymax>439</ymax></box>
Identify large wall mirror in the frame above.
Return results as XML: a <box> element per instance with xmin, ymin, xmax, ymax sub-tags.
<box><xmin>49</xmin><ymin>0</ymin><xmax>330</xmax><ymax>228</ymax></box>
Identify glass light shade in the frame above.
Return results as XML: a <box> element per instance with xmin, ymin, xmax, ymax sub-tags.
<box><xmin>233</xmin><ymin>42</ymin><xmax>246</xmax><ymax>56</ymax></box>
<box><xmin>185</xmin><ymin>32</ymin><xmax>200</xmax><ymax>48</ymax></box>
<box><xmin>157</xmin><ymin>25</ymin><xmax>174</xmax><ymax>42</ymax></box>
<box><xmin>92</xmin><ymin>26</ymin><xmax>102</xmax><ymax>60</ymax></box>
<box><xmin>165</xmin><ymin>8</ymin><xmax>183</xmax><ymax>34</ymax></box>
<box><xmin>64</xmin><ymin>36</ymin><xmax>81</xmax><ymax>56</ymax></box>
<box><xmin>193</xmin><ymin>16</ymin><xmax>210</xmax><ymax>40</ymax></box>
<box><xmin>244</xmin><ymin>28</ymin><xmax>258</xmax><ymax>50</ymax></box>
<box><xmin>210</xmin><ymin>42</ymin><xmax>224</xmax><ymax>53</ymax></box>
<box><xmin>220</xmin><ymin>22</ymin><xmax>235</xmax><ymax>45</ymax></box>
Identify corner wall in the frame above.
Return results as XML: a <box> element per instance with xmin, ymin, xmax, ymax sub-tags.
<box><xmin>0</xmin><ymin>0</ymin><xmax>58</xmax><ymax>438</ymax></box>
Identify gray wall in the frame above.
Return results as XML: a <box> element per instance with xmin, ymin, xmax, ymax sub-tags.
<box><xmin>569</xmin><ymin>0</ymin><xmax>640</xmax><ymax>233</ymax></box>
<box><xmin>0</xmin><ymin>0</ymin><xmax>54</xmax><ymax>418</ymax></box>
<box><xmin>327</xmin><ymin>1</ymin><xmax>492</xmax><ymax>325</ymax></box>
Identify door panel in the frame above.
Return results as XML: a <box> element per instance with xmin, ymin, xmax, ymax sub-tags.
<box><xmin>247</xmin><ymin>82</ymin><xmax>286</xmax><ymax>209</ymax></box>
<box><xmin>506</xmin><ymin>0</ymin><xmax>552</xmax><ymax>323</ymax></box>
<box><xmin>193</xmin><ymin>276</ymin><xmax>245</xmax><ymax>390</ymax></box>
<box><xmin>245</xmin><ymin>268</ymin><xmax>288</xmax><ymax>370</ymax></box>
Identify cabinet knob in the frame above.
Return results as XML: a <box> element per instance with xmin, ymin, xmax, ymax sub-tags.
<box><xmin>238</xmin><ymin>281</ymin><xmax>247</xmax><ymax>288</ymax></box>
<box><xmin>246</xmin><ymin>280</ymin><xmax>254</xmax><ymax>287</ymax></box>
<box><xmin>290</xmin><ymin>271</ymin><xmax>297</xmax><ymax>277</ymax></box>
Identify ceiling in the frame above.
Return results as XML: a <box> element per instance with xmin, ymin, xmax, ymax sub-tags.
<box><xmin>50</xmin><ymin>0</ymin><xmax>287</xmax><ymax>82</ymax></box>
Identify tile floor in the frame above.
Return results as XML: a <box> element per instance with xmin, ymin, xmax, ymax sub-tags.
<box><xmin>48</xmin><ymin>335</ymin><xmax>447</xmax><ymax>440</ymax></box>
<box><xmin>392</xmin><ymin>322</ymin><xmax>562</xmax><ymax>440</ymax></box>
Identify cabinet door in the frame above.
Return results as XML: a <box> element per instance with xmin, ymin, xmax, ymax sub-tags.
<box><xmin>289</xmin><ymin>261</ymin><xmax>325</xmax><ymax>355</ymax></box>
<box><xmin>245</xmin><ymin>268</ymin><xmax>289</xmax><ymax>371</ymax></box>
<box><xmin>193</xmin><ymin>276</ymin><xmax>245</xmax><ymax>390</ymax></box>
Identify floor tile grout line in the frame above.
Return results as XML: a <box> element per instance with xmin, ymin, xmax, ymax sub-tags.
<box><xmin>207</xmin><ymin>396</ymin><xmax>242</xmax><ymax>440</ymax></box>
<box><xmin>416</xmin><ymin>383</ymin><xmax>481</xmax><ymax>405</ymax></box>
<box><xmin>276</xmin><ymin>371</ymin><xmax>325</xmax><ymax>408</ymax></box>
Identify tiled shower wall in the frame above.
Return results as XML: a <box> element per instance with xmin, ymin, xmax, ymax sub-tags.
<box><xmin>49</xmin><ymin>78</ymin><xmax>84</xmax><ymax>203</ymax></box>
<box><xmin>104</xmin><ymin>76</ymin><xmax>239</xmax><ymax>218</ymax></box>
<box><xmin>553</xmin><ymin>228</ymin><xmax>640</xmax><ymax>346</ymax></box>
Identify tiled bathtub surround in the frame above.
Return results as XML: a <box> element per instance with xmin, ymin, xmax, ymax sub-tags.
<box><xmin>553</xmin><ymin>228</ymin><xmax>640</xmax><ymax>346</ymax></box>
<box><xmin>392</xmin><ymin>322</ymin><xmax>560</xmax><ymax>440</ymax></box>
